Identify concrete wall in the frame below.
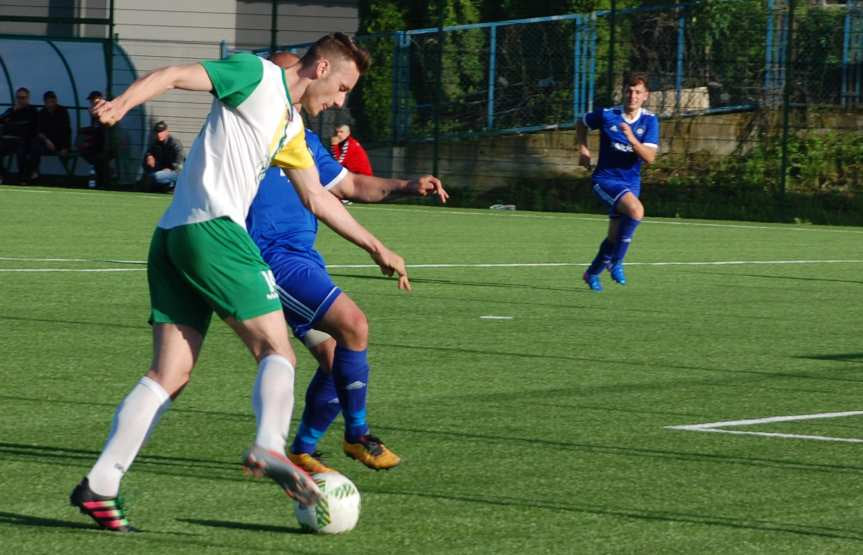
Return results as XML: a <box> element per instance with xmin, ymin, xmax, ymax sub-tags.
<box><xmin>369</xmin><ymin>110</ymin><xmax>863</xmax><ymax>191</ymax></box>
<box><xmin>112</xmin><ymin>0</ymin><xmax>359</xmax><ymax>175</ymax></box>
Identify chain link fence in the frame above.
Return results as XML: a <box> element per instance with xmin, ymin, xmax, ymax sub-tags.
<box><xmin>272</xmin><ymin>0</ymin><xmax>862</xmax><ymax>222</ymax></box>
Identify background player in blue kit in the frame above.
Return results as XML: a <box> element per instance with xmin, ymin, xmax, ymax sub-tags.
<box><xmin>577</xmin><ymin>73</ymin><xmax>659</xmax><ymax>292</ymax></box>
<box><xmin>247</xmin><ymin>126</ymin><xmax>447</xmax><ymax>473</ymax></box>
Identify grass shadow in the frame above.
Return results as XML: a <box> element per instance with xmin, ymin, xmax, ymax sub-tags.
<box><xmin>177</xmin><ymin>518</ymin><xmax>306</xmax><ymax>535</ymax></box>
<box><xmin>362</xmin><ymin>489</ymin><xmax>863</xmax><ymax>542</ymax></box>
<box><xmin>0</xmin><ymin>510</ymin><xmax>95</xmax><ymax>531</ymax></box>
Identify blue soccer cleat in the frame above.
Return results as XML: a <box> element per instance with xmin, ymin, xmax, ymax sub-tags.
<box><xmin>582</xmin><ymin>271</ymin><xmax>603</xmax><ymax>292</ymax></box>
<box><xmin>609</xmin><ymin>264</ymin><xmax>626</xmax><ymax>285</ymax></box>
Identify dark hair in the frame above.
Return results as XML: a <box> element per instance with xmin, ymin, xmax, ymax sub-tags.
<box><xmin>301</xmin><ymin>33</ymin><xmax>370</xmax><ymax>74</ymax></box>
<box><xmin>625</xmin><ymin>72</ymin><xmax>649</xmax><ymax>90</ymax></box>
<box><xmin>43</xmin><ymin>90</ymin><xmax>57</xmax><ymax>101</ymax></box>
<box><xmin>15</xmin><ymin>87</ymin><xmax>29</xmax><ymax>96</ymax></box>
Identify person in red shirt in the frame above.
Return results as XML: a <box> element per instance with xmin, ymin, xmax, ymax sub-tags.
<box><xmin>330</xmin><ymin>124</ymin><xmax>372</xmax><ymax>176</ymax></box>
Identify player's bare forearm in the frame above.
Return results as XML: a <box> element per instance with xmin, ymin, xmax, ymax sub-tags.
<box><xmin>576</xmin><ymin>120</ymin><xmax>592</xmax><ymax>168</ymax></box>
<box><xmin>334</xmin><ymin>173</ymin><xmax>406</xmax><ymax>202</ymax></box>
<box><xmin>629</xmin><ymin>137</ymin><xmax>657</xmax><ymax>164</ymax></box>
<box><xmin>92</xmin><ymin>64</ymin><xmax>211</xmax><ymax>126</ymax></box>
<box><xmin>334</xmin><ymin>173</ymin><xmax>448</xmax><ymax>204</ymax></box>
<box><xmin>620</xmin><ymin>123</ymin><xmax>657</xmax><ymax>164</ymax></box>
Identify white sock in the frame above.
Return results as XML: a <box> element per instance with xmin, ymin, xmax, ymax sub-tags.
<box><xmin>252</xmin><ymin>354</ymin><xmax>296</xmax><ymax>453</ymax></box>
<box><xmin>87</xmin><ymin>376</ymin><xmax>170</xmax><ymax>496</ymax></box>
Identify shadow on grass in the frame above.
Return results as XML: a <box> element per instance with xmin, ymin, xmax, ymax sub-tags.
<box><xmin>0</xmin><ymin>314</ymin><xmax>141</xmax><ymax>330</ymax></box>
<box><xmin>687</xmin><ymin>270</ymin><xmax>863</xmax><ymax>286</ymax></box>
<box><xmin>798</xmin><ymin>353</ymin><xmax>863</xmax><ymax>364</ymax></box>
<box><xmin>0</xmin><ymin>393</ymin><xmax>254</xmax><ymax>420</ymax></box>
<box><xmin>177</xmin><ymin>518</ymin><xmax>306</xmax><ymax>535</ymax></box>
<box><xmin>0</xmin><ymin>442</ymin><xmax>246</xmax><ymax>483</ymax></box>
<box><xmin>0</xmin><ymin>510</ymin><xmax>94</xmax><ymax>531</ymax></box>
<box><xmin>370</xmin><ymin>341</ymin><xmax>863</xmax><ymax>384</ymax></box>
<box><xmin>329</xmin><ymin>272</ymin><xmax>582</xmax><ymax>294</ymax></box>
<box><xmin>363</xmin><ymin>489</ymin><xmax>863</xmax><ymax>542</ymax></box>
<box><xmin>372</xmin><ymin>424</ymin><xmax>863</xmax><ymax>476</ymax></box>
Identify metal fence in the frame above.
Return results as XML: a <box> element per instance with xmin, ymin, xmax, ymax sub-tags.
<box><xmin>266</xmin><ymin>1</ymin><xmax>861</xmax><ymax>143</ymax></box>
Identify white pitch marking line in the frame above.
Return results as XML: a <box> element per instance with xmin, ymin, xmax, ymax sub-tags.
<box><xmin>3</xmin><ymin>186</ymin><xmax>862</xmax><ymax>234</ymax></box>
<box><xmin>480</xmin><ymin>315</ymin><xmax>513</xmax><ymax>320</ymax></box>
<box><xmin>667</xmin><ymin>411</ymin><xmax>863</xmax><ymax>444</ymax></box>
<box><xmin>0</xmin><ymin>268</ymin><xmax>145</xmax><ymax>273</ymax></box>
<box><xmin>1</xmin><ymin>258</ymin><xmax>862</xmax><ymax>272</ymax></box>
<box><xmin>350</xmin><ymin>205</ymin><xmax>863</xmax><ymax>235</ymax></box>
<box><xmin>0</xmin><ymin>257</ymin><xmax>146</xmax><ymax>264</ymax></box>
<box><xmin>325</xmin><ymin>259</ymin><xmax>863</xmax><ymax>269</ymax></box>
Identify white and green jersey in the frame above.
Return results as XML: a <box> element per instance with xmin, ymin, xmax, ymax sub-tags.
<box><xmin>158</xmin><ymin>53</ymin><xmax>309</xmax><ymax>230</ymax></box>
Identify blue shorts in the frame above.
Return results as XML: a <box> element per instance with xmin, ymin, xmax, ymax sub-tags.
<box><xmin>267</xmin><ymin>250</ymin><xmax>342</xmax><ymax>341</ymax></box>
<box><xmin>592</xmin><ymin>179</ymin><xmax>640</xmax><ymax>216</ymax></box>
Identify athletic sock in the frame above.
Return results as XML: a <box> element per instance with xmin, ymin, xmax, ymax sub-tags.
<box><xmin>587</xmin><ymin>238</ymin><xmax>614</xmax><ymax>275</ymax></box>
<box><xmin>332</xmin><ymin>346</ymin><xmax>370</xmax><ymax>442</ymax></box>
<box><xmin>290</xmin><ymin>367</ymin><xmax>341</xmax><ymax>454</ymax></box>
<box><xmin>87</xmin><ymin>376</ymin><xmax>170</xmax><ymax>497</ymax></box>
<box><xmin>611</xmin><ymin>216</ymin><xmax>641</xmax><ymax>264</ymax></box>
<box><xmin>252</xmin><ymin>354</ymin><xmax>296</xmax><ymax>454</ymax></box>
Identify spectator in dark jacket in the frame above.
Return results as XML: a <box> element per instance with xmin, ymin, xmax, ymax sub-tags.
<box><xmin>32</xmin><ymin>90</ymin><xmax>72</xmax><ymax>179</ymax></box>
<box><xmin>142</xmin><ymin>120</ymin><xmax>183</xmax><ymax>192</ymax></box>
<box><xmin>76</xmin><ymin>90</ymin><xmax>111</xmax><ymax>187</ymax></box>
<box><xmin>0</xmin><ymin>87</ymin><xmax>39</xmax><ymax>183</ymax></box>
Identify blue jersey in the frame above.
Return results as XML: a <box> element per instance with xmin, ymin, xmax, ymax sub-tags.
<box><xmin>583</xmin><ymin>106</ymin><xmax>659</xmax><ymax>187</ymax></box>
<box><xmin>247</xmin><ymin>129</ymin><xmax>348</xmax><ymax>262</ymax></box>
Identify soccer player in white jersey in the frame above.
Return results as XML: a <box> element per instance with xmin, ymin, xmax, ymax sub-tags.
<box><xmin>70</xmin><ymin>34</ymin><xmax>409</xmax><ymax>532</ymax></box>
<box><xmin>577</xmin><ymin>72</ymin><xmax>659</xmax><ymax>291</ymax></box>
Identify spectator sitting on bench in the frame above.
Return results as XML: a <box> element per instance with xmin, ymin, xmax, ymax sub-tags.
<box><xmin>76</xmin><ymin>90</ymin><xmax>111</xmax><ymax>188</ymax></box>
<box><xmin>32</xmin><ymin>90</ymin><xmax>72</xmax><ymax>180</ymax></box>
<box><xmin>0</xmin><ymin>87</ymin><xmax>39</xmax><ymax>184</ymax></box>
<box><xmin>142</xmin><ymin>120</ymin><xmax>183</xmax><ymax>192</ymax></box>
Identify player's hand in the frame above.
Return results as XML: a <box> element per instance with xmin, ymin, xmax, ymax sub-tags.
<box><xmin>619</xmin><ymin>122</ymin><xmax>635</xmax><ymax>141</ymax></box>
<box><xmin>370</xmin><ymin>245</ymin><xmax>411</xmax><ymax>292</ymax></box>
<box><xmin>91</xmin><ymin>98</ymin><xmax>126</xmax><ymax>127</ymax></box>
<box><xmin>411</xmin><ymin>175</ymin><xmax>449</xmax><ymax>204</ymax></box>
<box><xmin>145</xmin><ymin>154</ymin><xmax>156</xmax><ymax>168</ymax></box>
<box><xmin>578</xmin><ymin>147</ymin><xmax>592</xmax><ymax>169</ymax></box>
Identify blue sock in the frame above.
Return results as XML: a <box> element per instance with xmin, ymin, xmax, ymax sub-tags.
<box><xmin>611</xmin><ymin>216</ymin><xmax>641</xmax><ymax>264</ymax></box>
<box><xmin>332</xmin><ymin>346</ymin><xmax>370</xmax><ymax>442</ymax></box>
<box><xmin>587</xmin><ymin>238</ymin><xmax>614</xmax><ymax>275</ymax></box>
<box><xmin>290</xmin><ymin>367</ymin><xmax>340</xmax><ymax>454</ymax></box>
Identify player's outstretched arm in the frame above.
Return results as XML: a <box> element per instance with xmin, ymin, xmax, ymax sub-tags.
<box><xmin>91</xmin><ymin>64</ymin><xmax>212</xmax><ymax>127</ymax></box>
<box><xmin>284</xmin><ymin>165</ymin><xmax>411</xmax><ymax>291</ymax></box>
<box><xmin>332</xmin><ymin>173</ymin><xmax>448</xmax><ymax>204</ymax></box>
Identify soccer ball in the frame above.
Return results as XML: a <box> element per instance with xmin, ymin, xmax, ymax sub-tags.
<box><xmin>294</xmin><ymin>472</ymin><xmax>361</xmax><ymax>534</ymax></box>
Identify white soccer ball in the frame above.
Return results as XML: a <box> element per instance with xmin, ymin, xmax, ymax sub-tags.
<box><xmin>294</xmin><ymin>471</ymin><xmax>361</xmax><ymax>534</ymax></box>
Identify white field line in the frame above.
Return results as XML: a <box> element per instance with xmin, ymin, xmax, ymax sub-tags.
<box><xmin>1</xmin><ymin>257</ymin><xmax>863</xmax><ymax>272</ymax></box>
<box><xmin>480</xmin><ymin>315</ymin><xmax>513</xmax><ymax>320</ymax></box>
<box><xmin>349</xmin><ymin>205</ymin><xmax>863</xmax><ymax>235</ymax></box>
<box><xmin>0</xmin><ymin>268</ymin><xmax>144</xmax><ymax>272</ymax></box>
<box><xmin>3</xmin><ymin>186</ymin><xmax>862</xmax><ymax>234</ymax></box>
<box><xmin>667</xmin><ymin>411</ymin><xmax>863</xmax><ymax>444</ymax></box>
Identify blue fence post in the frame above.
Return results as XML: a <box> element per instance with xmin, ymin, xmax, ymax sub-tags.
<box><xmin>588</xmin><ymin>13</ymin><xmax>597</xmax><ymax>113</ymax></box>
<box><xmin>391</xmin><ymin>32</ymin><xmax>402</xmax><ymax>144</ymax></box>
<box><xmin>765</xmin><ymin>0</ymin><xmax>774</xmax><ymax>97</ymax></box>
<box><xmin>487</xmin><ymin>24</ymin><xmax>497</xmax><ymax>130</ymax></box>
<box><xmin>573</xmin><ymin>15</ymin><xmax>581</xmax><ymax>122</ymax></box>
<box><xmin>675</xmin><ymin>7</ymin><xmax>685</xmax><ymax>114</ymax></box>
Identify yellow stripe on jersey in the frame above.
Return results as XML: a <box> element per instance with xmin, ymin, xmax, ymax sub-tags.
<box><xmin>267</xmin><ymin>108</ymin><xmax>289</xmax><ymax>162</ymax></box>
<box><xmin>272</xmin><ymin>126</ymin><xmax>314</xmax><ymax>169</ymax></box>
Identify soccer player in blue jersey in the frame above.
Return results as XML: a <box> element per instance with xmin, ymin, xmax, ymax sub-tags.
<box><xmin>577</xmin><ymin>73</ymin><xmax>659</xmax><ymax>291</ymax></box>
<box><xmin>247</xmin><ymin>126</ymin><xmax>447</xmax><ymax>473</ymax></box>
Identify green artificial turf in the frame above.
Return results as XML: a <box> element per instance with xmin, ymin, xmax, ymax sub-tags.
<box><xmin>1</xmin><ymin>185</ymin><xmax>861</xmax><ymax>553</ymax></box>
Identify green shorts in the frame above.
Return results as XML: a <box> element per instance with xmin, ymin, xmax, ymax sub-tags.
<box><xmin>147</xmin><ymin>217</ymin><xmax>281</xmax><ymax>335</ymax></box>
